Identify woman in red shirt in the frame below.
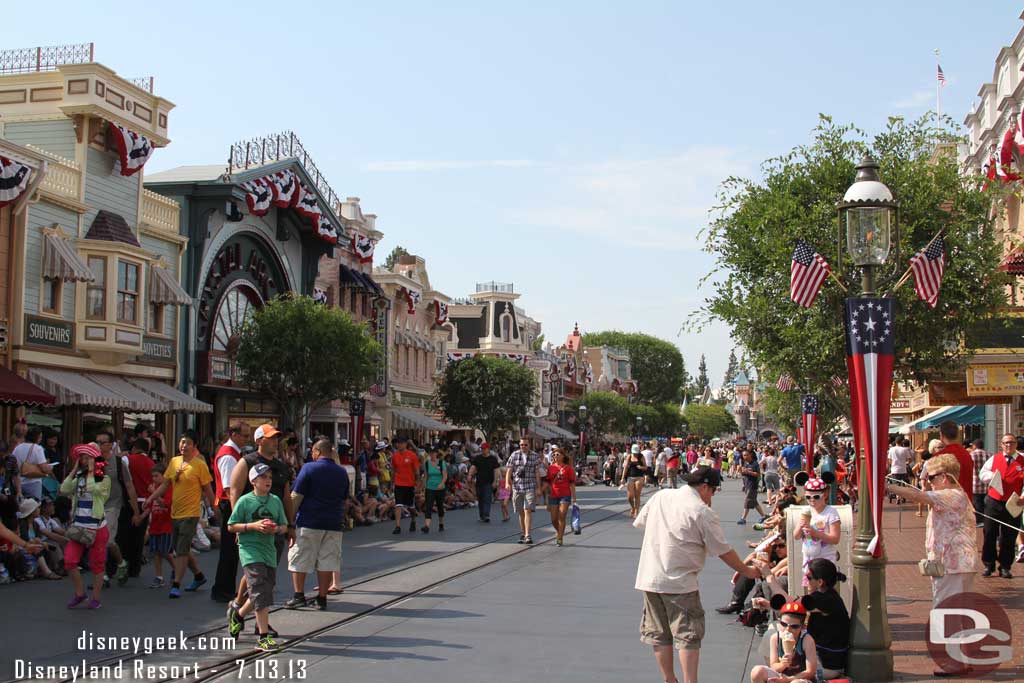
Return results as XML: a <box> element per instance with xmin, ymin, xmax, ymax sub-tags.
<box><xmin>545</xmin><ymin>450</ymin><xmax>576</xmax><ymax>546</ymax></box>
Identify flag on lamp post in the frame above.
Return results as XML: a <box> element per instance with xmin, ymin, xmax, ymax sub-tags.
<box><xmin>801</xmin><ymin>395</ymin><xmax>819</xmax><ymax>475</ymax></box>
<box><xmin>844</xmin><ymin>297</ymin><xmax>896</xmax><ymax>558</ymax></box>
<box><xmin>349</xmin><ymin>397</ymin><xmax>366</xmax><ymax>448</ymax></box>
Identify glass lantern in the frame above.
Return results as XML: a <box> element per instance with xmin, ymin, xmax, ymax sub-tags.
<box><xmin>838</xmin><ymin>156</ymin><xmax>897</xmax><ymax>267</ymax></box>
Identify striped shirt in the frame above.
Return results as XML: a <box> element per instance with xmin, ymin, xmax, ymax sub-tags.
<box><xmin>73</xmin><ymin>481</ymin><xmax>105</xmax><ymax>529</ymax></box>
<box><xmin>971</xmin><ymin>448</ymin><xmax>990</xmax><ymax>495</ymax></box>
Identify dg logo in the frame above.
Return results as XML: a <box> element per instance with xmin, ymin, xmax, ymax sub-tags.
<box><xmin>927</xmin><ymin>591</ymin><xmax>1013</xmax><ymax>676</ymax></box>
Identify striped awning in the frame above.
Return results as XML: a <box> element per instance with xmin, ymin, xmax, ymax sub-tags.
<box><xmin>28</xmin><ymin>368</ymin><xmax>156</xmax><ymax>410</ymax></box>
<box><xmin>149</xmin><ymin>266</ymin><xmax>192</xmax><ymax>305</ymax></box>
<box><xmin>127</xmin><ymin>377</ymin><xmax>212</xmax><ymax>413</ymax></box>
<box><xmin>392</xmin><ymin>407</ymin><xmax>451</xmax><ymax>431</ymax></box>
<box><xmin>42</xmin><ymin>233</ymin><xmax>94</xmax><ymax>282</ymax></box>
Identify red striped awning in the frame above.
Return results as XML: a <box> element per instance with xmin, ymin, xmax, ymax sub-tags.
<box><xmin>999</xmin><ymin>247</ymin><xmax>1024</xmax><ymax>275</ymax></box>
<box><xmin>0</xmin><ymin>366</ymin><xmax>55</xmax><ymax>406</ymax></box>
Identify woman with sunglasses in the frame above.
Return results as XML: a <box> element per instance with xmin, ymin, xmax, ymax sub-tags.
<box><xmin>749</xmin><ymin>600</ymin><xmax>821</xmax><ymax>683</ymax></box>
<box><xmin>793</xmin><ymin>478</ymin><xmax>840</xmax><ymax>588</ymax></box>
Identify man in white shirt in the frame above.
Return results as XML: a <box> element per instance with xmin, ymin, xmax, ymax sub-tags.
<box><xmin>12</xmin><ymin>427</ymin><xmax>51</xmax><ymax>501</ymax></box>
<box><xmin>887</xmin><ymin>437</ymin><xmax>913</xmax><ymax>503</ymax></box>
<box><xmin>642</xmin><ymin>446</ymin><xmax>656</xmax><ymax>487</ymax></box>
<box><xmin>634</xmin><ymin>466</ymin><xmax>760</xmax><ymax>683</ymax></box>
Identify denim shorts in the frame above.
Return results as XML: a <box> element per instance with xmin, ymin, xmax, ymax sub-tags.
<box><xmin>548</xmin><ymin>496</ymin><xmax>572</xmax><ymax>506</ymax></box>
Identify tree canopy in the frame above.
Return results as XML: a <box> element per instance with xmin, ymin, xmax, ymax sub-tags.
<box><xmin>696</xmin><ymin>114</ymin><xmax>1006</xmax><ymax>429</ymax></box>
<box><xmin>694</xmin><ymin>354</ymin><xmax>710</xmax><ymax>399</ymax></box>
<box><xmin>683</xmin><ymin>403</ymin><xmax>738</xmax><ymax>440</ymax></box>
<box><xmin>434</xmin><ymin>356</ymin><xmax>536</xmax><ymax>439</ymax></box>
<box><xmin>382</xmin><ymin>245</ymin><xmax>410</xmax><ymax>270</ymax></box>
<box><xmin>582</xmin><ymin>331</ymin><xmax>688</xmax><ymax>404</ymax></box>
<box><xmin>568</xmin><ymin>392</ymin><xmax>686</xmax><ymax>440</ymax></box>
<box><xmin>720</xmin><ymin>349</ymin><xmax>739</xmax><ymax>403</ymax></box>
<box><xmin>235</xmin><ymin>295</ymin><xmax>381</xmax><ymax>435</ymax></box>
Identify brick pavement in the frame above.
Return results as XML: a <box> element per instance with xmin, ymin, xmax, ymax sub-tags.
<box><xmin>878</xmin><ymin>498</ymin><xmax>1024</xmax><ymax>682</ymax></box>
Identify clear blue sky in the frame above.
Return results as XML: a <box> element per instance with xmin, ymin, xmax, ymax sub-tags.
<box><xmin>4</xmin><ymin>2</ymin><xmax>1017</xmax><ymax>390</ymax></box>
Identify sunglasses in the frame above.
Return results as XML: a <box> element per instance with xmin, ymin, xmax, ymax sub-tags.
<box><xmin>806</xmin><ymin>494</ymin><xmax>823</xmax><ymax>500</ymax></box>
<box><xmin>780</xmin><ymin>622</ymin><xmax>803</xmax><ymax>630</ymax></box>
<box><xmin>926</xmin><ymin>472</ymin><xmax>947</xmax><ymax>482</ymax></box>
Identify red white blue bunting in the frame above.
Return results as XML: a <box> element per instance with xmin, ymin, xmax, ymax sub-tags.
<box><xmin>312</xmin><ymin>286</ymin><xmax>328</xmax><ymax>304</ymax></box>
<box><xmin>269</xmin><ymin>170</ymin><xmax>299</xmax><ymax>207</ymax></box>
<box><xmin>401</xmin><ymin>287</ymin><xmax>422</xmax><ymax>314</ymax></box>
<box><xmin>294</xmin><ymin>183</ymin><xmax>324</xmax><ymax>227</ymax></box>
<box><xmin>497</xmin><ymin>353</ymin><xmax>529</xmax><ymax>364</ymax></box>
<box><xmin>316</xmin><ymin>215</ymin><xmax>339</xmax><ymax>244</ymax></box>
<box><xmin>0</xmin><ymin>155</ymin><xmax>32</xmax><ymax>208</ymax></box>
<box><xmin>108</xmin><ymin>122</ymin><xmax>154</xmax><ymax>177</ymax></box>
<box><xmin>238</xmin><ymin>169</ymin><xmax>344</xmax><ymax>245</ymax></box>
<box><xmin>565</xmin><ymin>356</ymin><xmax>577</xmax><ymax>380</ymax></box>
<box><xmin>242</xmin><ymin>177</ymin><xmax>273</xmax><ymax>216</ymax></box>
<box><xmin>447</xmin><ymin>352</ymin><xmax>475</xmax><ymax>363</ymax></box>
<box><xmin>435</xmin><ymin>301</ymin><xmax>449</xmax><ymax>326</ymax></box>
<box><xmin>352</xmin><ymin>234</ymin><xmax>376</xmax><ymax>263</ymax></box>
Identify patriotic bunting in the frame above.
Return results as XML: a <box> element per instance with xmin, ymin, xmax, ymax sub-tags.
<box><xmin>316</xmin><ymin>215</ymin><xmax>339</xmax><ymax>244</ymax></box>
<box><xmin>312</xmin><ymin>286</ymin><xmax>328</xmax><ymax>304</ymax></box>
<box><xmin>830</xmin><ymin>375</ymin><xmax>845</xmax><ymax>390</ymax></box>
<box><xmin>447</xmin><ymin>352</ymin><xmax>475</xmax><ymax>363</ymax></box>
<box><xmin>565</xmin><ymin>356</ymin><xmax>577</xmax><ymax>381</ymax></box>
<box><xmin>790</xmin><ymin>239</ymin><xmax>831</xmax><ymax>308</ymax></box>
<box><xmin>269</xmin><ymin>170</ymin><xmax>299</xmax><ymax>207</ymax></box>
<box><xmin>242</xmin><ymin>177</ymin><xmax>273</xmax><ymax>216</ymax></box>
<box><xmin>435</xmin><ymin>301</ymin><xmax>449</xmax><ymax>326</ymax></box>
<box><xmin>497</xmin><ymin>353</ymin><xmax>528</xmax><ymax>364</ymax></box>
<box><xmin>401</xmin><ymin>287</ymin><xmax>421</xmax><ymax>314</ymax></box>
<box><xmin>352</xmin><ymin>235</ymin><xmax>376</xmax><ymax>263</ymax></box>
<box><xmin>0</xmin><ymin>155</ymin><xmax>33</xmax><ymax>208</ymax></box>
<box><xmin>844</xmin><ymin>297</ymin><xmax>896</xmax><ymax>558</ymax></box>
<box><xmin>909</xmin><ymin>237</ymin><xmax>946</xmax><ymax>308</ymax></box>
<box><xmin>1000</xmin><ymin>122</ymin><xmax>1024</xmax><ymax>182</ymax></box>
<box><xmin>107</xmin><ymin>122</ymin><xmax>154</xmax><ymax>177</ymax></box>
<box><xmin>294</xmin><ymin>183</ymin><xmax>324</xmax><ymax>228</ymax></box>
<box><xmin>776</xmin><ymin>374</ymin><xmax>795</xmax><ymax>392</ymax></box>
<box><xmin>349</xmin><ymin>398</ymin><xmax>366</xmax><ymax>446</ymax></box>
<box><xmin>585</xmin><ymin>363</ymin><xmax>594</xmax><ymax>384</ymax></box>
<box><xmin>801</xmin><ymin>395</ymin><xmax>819</xmax><ymax>475</ymax></box>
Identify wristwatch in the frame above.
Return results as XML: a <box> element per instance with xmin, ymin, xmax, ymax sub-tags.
<box><xmin>287</xmin><ymin>524</ymin><xmax>296</xmax><ymax>529</ymax></box>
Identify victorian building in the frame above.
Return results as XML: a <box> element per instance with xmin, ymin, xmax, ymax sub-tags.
<box><xmin>0</xmin><ymin>44</ymin><xmax>203</xmax><ymax>450</ymax></box>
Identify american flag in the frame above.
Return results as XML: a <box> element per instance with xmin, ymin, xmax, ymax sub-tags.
<box><xmin>909</xmin><ymin>237</ymin><xmax>946</xmax><ymax>308</ymax></box>
<box><xmin>830</xmin><ymin>375</ymin><xmax>845</xmax><ymax>389</ymax></box>
<box><xmin>776</xmin><ymin>374</ymin><xmax>795</xmax><ymax>392</ymax></box>
<box><xmin>937</xmin><ymin>64</ymin><xmax>946</xmax><ymax>87</ymax></box>
<box><xmin>790</xmin><ymin>240</ymin><xmax>832</xmax><ymax>308</ymax></box>
<box><xmin>801</xmin><ymin>395</ymin><xmax>819</xmax><ymax>474</ymax></box>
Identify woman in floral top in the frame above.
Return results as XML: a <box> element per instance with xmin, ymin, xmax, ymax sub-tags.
<box><xmin>885</xmin><ymin>452</ymin><xmax>978</xmax><ymax>604</ymax></box>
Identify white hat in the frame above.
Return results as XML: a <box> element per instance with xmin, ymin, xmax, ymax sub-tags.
<box><xmin>17</xmin><ymin>498</ymin><xmax>40</xmax><ymax>519</ymax></box>
<box><xmin>631</xmin><ymin>444</ymin><xmax>641</xmax><ymax>454</ymax></box>
<box><xmin>662</xmin><ymin>447</ymin><xmax>674</xmax><ymax>456</ymax></box>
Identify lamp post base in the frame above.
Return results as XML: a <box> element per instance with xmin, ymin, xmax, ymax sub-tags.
<box><xmin>847</xmin><ymin>540</ymin><xmax>894</xmax><ymax>682</ymax></box>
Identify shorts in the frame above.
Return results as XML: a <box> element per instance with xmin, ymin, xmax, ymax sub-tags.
<box><xmin>627</xmin><ymin>476</ymin><xmax>645</xmax><ymax>486</ymax></box>
<box><xmin>243</xmin><ymin>563</ymin><xmax>277</xmax><ymax>611</ymax></box>
<box><xmin>64</xmin><ymin>525</ymin><xmax>110</xmax><ymax>574</ymax></box>
<box><xmin>764</xmin><ymin>472</ymin><xmax>781</xmax><ymax>491</ymax></box>
<box><xmin>103</xmin><ymin>506</ymin><xmax>120</xmax><ymax>546</ymax></box>
<box><xmin>171</xmin><ymin>517</ymin><xmax>199</xmax><ymax>556</ymax></box>
<box><xmin>148</xmin><ymin>533</ymin><xmax>172</xmax><ymax>557</ymax></box>
<box><xmin>287</xmin><ymin>527</ymin><xmax>343</xmax><ymax>574</ymax></box>
<box><xmin>744</xmin><ymin>485</ymin><xmax>760</xmax><ymax>510</ymax></box>
<box><xmin>640</xmin><ymin>590</ymin><xmax>705</xmax><ymax>650</ymax></box>
<box><xmin>394</xmin><ymin>485</ymin><xmax>415</xmax><ymax>508</ymax></box>
<box><xmin>512</xmin><ymin>490</ymin><xmax>536</xmax><ymax>513</ymax></box>
<box><xmin>548</xmin><ymin>496</ymin><xmax>572</xmax><ymax>506</ymax></box>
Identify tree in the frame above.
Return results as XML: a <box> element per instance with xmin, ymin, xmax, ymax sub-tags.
<box><xmin>531</xmin><ymin>333</ymin><xmax>545</xmax><ymax>352</ymax></box>
<box><xmin>382</xmin><ymin>245</ymin><xmax>410</xmax><ymax>270</ymax></box>
<box><xmin>630</xmin><ymin>402</ymin><xmax>687</xmax><ymax>438</ymax></box>
<box><xmin>582</xmin><ymin>331</ymin><xmax>688</xmax><ymax>404</ymax></box>
<box><xmin>435</xmin><ymin>356</ymin><xmax>536</xmax><ymax>439</ymax></box>
<box><xmin>683</xmin><ymin>403</ymin><xmax>738</xmax><ymax>440</ymax></box>
<box><xmin>235</xmin><ymin>295</ymin><xmax>382</xmax><ymax>440</ymax></box>
<box><xmin>696</xmin><ymin>114</ymin><xmax>1006</xmax><ymax>430</ymax></box>
<box><xmin>694</xmin><ymin>354</ymin><xmax>710</xmax><ymax>399</ymax></box>
<box><xmin>721</xmin><ymin>349</ymin><xmax>740</xmax><ymax>402</ymax></box>
<box><xmin>568</xmin><ymin>391</ymin><xmax>630</xmax><ymax>441</ymax></box>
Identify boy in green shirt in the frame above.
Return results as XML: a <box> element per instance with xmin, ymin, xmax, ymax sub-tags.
<box><xmin>227</xmin><ymin>463</ymin><xmax>287</xmax><ymax>651</ymax></box>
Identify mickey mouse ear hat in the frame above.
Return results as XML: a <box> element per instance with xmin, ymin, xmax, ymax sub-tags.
<box><xmin>804</xmin><ymin>477</ymin><xmax>827</xmax><ymax>492</ymax></box>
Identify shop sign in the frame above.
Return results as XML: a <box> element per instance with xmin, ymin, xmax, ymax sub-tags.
<box><xmin>370</xmin><ymin>301</ymin><xmax>388</xmax><ymax>397</ymax></box>
<box><xmin>967</xmin><ymin>363</ymin><xmax>1024</xmax><ymax>396</ymax></box>
<box><xmin>890</xmin><ymin>399</ymin><xmax>911</xmax><ymax>410</ymax></box>
<box><xmin>25</xmin><ymin>315</ymin><xmax>73</xmax><ymax>349</ymax></box>
<box><xmin>142</xmin><ymin>336</ymin><xmax>175</xmax><ymax>363</ymax></box>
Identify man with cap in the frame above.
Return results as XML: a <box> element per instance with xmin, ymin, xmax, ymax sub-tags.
<box><xmin>226</xmin><ymin>424</ymin><xmax>295</xmax><ymax>635</ymax></box>
<box><xmin>634</xmin><ymin>466</ymin><xmax>760</xmax><ymax>683</ymax></box>
<box><xmin>470</xmin><ymin>442</ymin><xmax>500</xmax><ymax>523</ymax></box>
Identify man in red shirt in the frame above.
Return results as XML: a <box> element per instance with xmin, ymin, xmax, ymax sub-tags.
<box><xmin>936</xmin><ymin>420</ymin><xmax>974</xmax><ymax>497</ymax></box>
<box><xmin>211</xmin><ymin>422</ymin><xmax>250</xmax><ymax>602</ymax></box>
<box><xmin>391</xmin><ymin>436</ymin><xmax>420</xmax><ymax>535</ymax></box>
<box><xmin>980</xmin><ymin>433</ymin><xmax>1024</xmax><ymax>578</ymax></box>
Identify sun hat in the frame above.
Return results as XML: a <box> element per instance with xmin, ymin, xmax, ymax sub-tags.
<box><xmin>71</xmin><ymin>443</ymin><xmax>101</xmax><ymax>460</ymax></box>
<box><xmin>248</xmin><ymin>462</ymin><xmax>272</xmax><ymax>482</ymax></box>
<box><xmin>17</xmin><ymin>498</ymin><xmax>39</xmax><ymax>519</ymax></box>
<box><xmin>254</xmin><ymin>424</ymin><xmax>280</xmax><ymax>441</ymax></box>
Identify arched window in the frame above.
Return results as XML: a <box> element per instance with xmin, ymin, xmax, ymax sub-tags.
<box><xmin>500</xmin><ymin>313</ymin><xmax>513</xmax><ymax>342</ymax></box>
<box><xmin>414</xmin><ymin>348</ymin><xmax>419</xmax><ymax>378</ymax></box>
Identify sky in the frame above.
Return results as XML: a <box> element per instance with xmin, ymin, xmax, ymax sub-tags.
<box><xmin>4</xmin><ymin>1</ymin><xmax>1018</xmax><ymax>390</ymax></box>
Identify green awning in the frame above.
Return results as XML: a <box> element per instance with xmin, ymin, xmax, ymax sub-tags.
<box><xmin>915</xmin><ymin>405</ymin><xmax>985</xmax><ymax>431</ymax></box>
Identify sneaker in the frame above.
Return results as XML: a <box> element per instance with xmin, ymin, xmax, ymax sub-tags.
<box><xmin>67</xmin><ymin>594</ymin><xmax>88</xmax><ymax>609</ymax></box>
<box><xmin>736</xmin><ymin>519</ymin><xmax>746</xmax><ymax>525</ymax></box>
<box><xmin>409</xmin><ymin>520</ymin><xmax>417</xmax><ymax>532</ymax></box>
<box><xmin>1016</xmin><ymin>548</ymin><xmax>1024</xmax><ymax>564</ymax></box>
<box><xmin>227</xmin><ymin>602</ymin><xmax>244</xmax><ymax>638</ymax></box>
<box><xmin>185</xmin><ymin>577</ymin><xmax>207</xmax><ymax>592</ymax></box>
<box><xmin>284</xmin><ymin>595</ymin><xmax>307</xmax><ymax>610</ymax></box>
<box><xmin>255</xmin><ymin>635</ymin><xmax>280</xmax><ymax>653</ymax></box>
<box><xmin>439</xmin><ymin>524</ymin><xmax>444</xmax><ymax>532</ymax></box>
<box><xmin>752</xmin><ymin>523</ymin><xmax>766</xmax><ymax>531</ymax></box>
<box><xmin>484</xmin><ymin>518</ymin><xmax>491</xmax><ymax>523</ymax></box>
<box><xmin>115</xmin><ymin>560</ymin><xmax>129</xmax><ymax>586</ymax></box>
<box><xmin>517</xmin><ymin>536</ymin><xmax>525</xmax><ymax>544</ymax></box>
<box><xmin>524</xmin><ymin>536</ymin><xmax>533</xmax><ymax>544</ymax></box>
<box><xmin>421</xmin><ymin>525</ymin><xmax>429</xmax><ymax>533</ymax></box>
<box><xmin>556</xmin><ymin>538</ymin><xmax>563</xmax><ymax>546</ymax></box>
<box><xmin>392</xmin><ymin>526</ymin><xmax>401</xmax><ymax>535</ymax></box>
<box><xmin>999</xmin><ymin>568</ymin><xmax>1014</xmax><ymax>579</ymax></box>
<box><xmin>169</xmin><ymin>587</ymin><xmax>182</xmax><ymax>598</ymax></box>
<box><xmin>253</xmin><ymin>624</ymin><xmax>279</xmax><ymax>637</ymax></box>
<box><xmin>315</xmin><ymin>595</ymin><xmax>327</xmax><ymax>611</ymax></box>
<box><xmin>87</xmin><ymin>599</ymin><xmax>102</xmax><ymax>609</ymax></box>
<box><xmin>149</xmin><ymin>577</ymin><xmax>165</xmax><ymax>589</ymax></box>
<box><xmin>982</xmin><ymin>567</ymin><xmax>994</xmax><ymax>577</ymax></box>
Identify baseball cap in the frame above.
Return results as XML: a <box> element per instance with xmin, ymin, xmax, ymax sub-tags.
<box><xmin>248</xmin><ymin>462</ymin><xmax>272</xmax><ymax>482</ymax></box>
<box><xmin>254</xmin><ymin>424</ymin><xmax>280</xmax><ymax>441</ymax></box>
<box><xmin>631</xmin><ymin>444</ymin><xmax>641</xmax><ymax>454</ymax></box>
<box><xmin>480</xmin><ymin>442</ymin><xmax>490</xmax><ymax>449</ymax></box>
<box><xmin>780</xmin><ymin>600</ymin><xmax>808</xmax><ymax>617</ymax></box>
<box><xmin>685</xmin><ymin>466</ymin><xmax>722</xmax><ymax>488</ymax></box>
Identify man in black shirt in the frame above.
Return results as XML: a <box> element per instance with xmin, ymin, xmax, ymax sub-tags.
<box><xmin>469</xmin><ymin>442</ymin><xmax>499</xmax><ymax>523</ymax></box>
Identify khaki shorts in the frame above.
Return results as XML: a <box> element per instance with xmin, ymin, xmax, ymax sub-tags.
<box><xmin>103</xmin><ymin>507</ymin><xmax>120</xmax><ymax>546</ymax></box>
<box><xmin>512</xmin><ymin>490</ymin><xmax>536</xmax><ymax>513</ymax></box>
<box><xmin>287</xmin><ymin>527</ymin><xmax>343</xmax><ymax>574</ymax></box>
<box><xmin>243</xmin><ymin>562</ymin><xmax>277</xmax><ymax>610</ymax></box>
<box><xmin>640</xmin><ymin>590</ymin><xmax>705</xmax><ymax>650</ymax></box>
<box><xmin>171</xmin><ymin>517</ymin><xmax>199</xmax><ymax>556</ymax></box>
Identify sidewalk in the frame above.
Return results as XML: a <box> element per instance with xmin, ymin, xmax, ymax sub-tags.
<box><xmin>879</xmin><ymin>499</ymin><xmax>1024</xmax><ymax>681</ymax></box>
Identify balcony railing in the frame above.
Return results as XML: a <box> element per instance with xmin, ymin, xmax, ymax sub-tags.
<box><xmin>141</xmin><ymin>189</ymin><xmax>180</xmax><ymax>234</ymax></box>
<box><xmin>0</xmin><ymin>43</ymin><xmax>93</xmax><ymax>74</ymax></box>
<box><xmin>25</xmin><ymin>145</ymin><xmax>81</xmax><ymax>204</ymax></box>
<box><xmin>475</xmin><ymin>281</ymin><xmax>514</xmax><ymax>293</ymax></box>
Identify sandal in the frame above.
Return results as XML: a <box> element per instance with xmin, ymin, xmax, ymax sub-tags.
<box><xmin>327</xmin><ymin>587</ymin><xmax>344</xmax><ymax>595</ymax></box>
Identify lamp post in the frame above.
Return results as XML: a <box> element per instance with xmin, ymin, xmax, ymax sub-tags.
<box><xmin>838</xmin><ymin>156</ymin><xmax>896</xmax><ymax>682</ymax></box>
<box><xmin>635</xmin><ymin>415</ymin><xmax>643</xmax><ymax>440</ymax></box>
<box><xmin>578</xmin><ymin>405</ymin><xmax>588</xmax><ymax>467</ymax></box>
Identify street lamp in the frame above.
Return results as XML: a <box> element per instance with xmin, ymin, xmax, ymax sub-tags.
<box><xmin>838</xmin><ymin>155</ymin><xmax>896</xmax><ymax>682</ymax></box>
<box><xmin>578</xmin><ymin>405</ymin><xmax>587</xmax><ymax>467</ymax></box>
<box><xmin>635</xmin><ymin>415</ymin><xmax>643</xmax><ymax>439</ymax></box>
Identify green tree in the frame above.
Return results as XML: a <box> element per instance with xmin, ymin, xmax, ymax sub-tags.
<box><xmin>568</xmin><ymin>391</ymin><xmax>630</xmax><ymax>441</ymax></box>
<box><xmin>696</xmin><ymin>114</ymin><xmax>1006</xmax><ymax>429</ymax></box>
<box><xmin>695</xmin><ymin>354</ymin><xmax>710</xmax><ymax>399</ymax></box>
<box><xmin>720</xmin><ymin>349</ymin><xmax>739</xmax><ymax>402</ymax></box>
<box><xmin>630</xmin><ymin>402</ymin><xmax>687</xmax><ymax>438</ymax></box>
<box><xmin>235</xmin><ymin>295</ymin><xmax>382</xmax><ymax>439</ymax></box>
<box><xmin>435</xmin><ymin>356</ymin><xmax>536</xmax><ymax>439</ymax></box>
<box><xmin>382</xmin><ymin>245</ymin><xmax>410</xmax><ymax>270</ymax></box>
<box><xmin>582</xmin><ymin>331</ymin><xmax>688</xmax><ymax>404</ymax></box>
<box><xmin>531</xmin><ymin>333</ymin><xmax>545</xmax><ymax>352</ymax></box>
<box><xmin>683</xmin><ymin>403</ymin><xmax>738</xmax><ymax>440</ymax></box>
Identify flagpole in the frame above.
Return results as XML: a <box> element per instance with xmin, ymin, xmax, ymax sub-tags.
<box><xmin>828</xmin><ymin>270</ymin><xmax>849</xmax><ymax>293</ymax></box>
<box><xmin>935</xmin><ymin>48</ymin><xmax>942</xmax><ymax>126</ymax></box>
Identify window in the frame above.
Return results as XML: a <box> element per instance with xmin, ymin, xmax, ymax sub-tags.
<box><xmin>149</xmin><ymin>302</ymin><xmax>165</xmax><ymax>334</ymax></box>
<box><xmin>117</xmin><ymin>261</ymin><xmax>139</xmax><ymax>324</ymax></box>
<box><xmin>361</xmin><ymin>294</ymin><xmax>369</xmax><ymax>318</ymax></box>
<box><xmin>350</xmin><ymin>289</ymin><xmax>357</xmax><ymax>312</ymax></box>
<box><xmin>86</xmin><ymin>256</ymin><xmax>106</xmax><ymax>320</ymax></box>
<box><xmin>42</xmin><ymin>278</ymin><xmax>62</xmax><ymax>314</ymax></box>
<box><xmin>500</xmin><ymin>314</ymin><xmax>513</xmax><ymax>342</ymax></box>
<box><xmin>404</xmin><ymin>347</ymin><xmax>410</xmax><ymax>375</ymax></box>
<box><xmin>414</xmin><ymin>348</ymin><xmax>419</xmax><ymax>378</ymax></box>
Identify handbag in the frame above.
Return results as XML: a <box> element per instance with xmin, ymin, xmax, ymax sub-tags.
<box><xmin>918</xmin><ymin>551</ymin><xmax>945</xmax><ymax>577</ymax></box>
<box><xmin>66</xmin><ymin>524</ymin><xmax>97</xmax><ymax>547</ymax></box>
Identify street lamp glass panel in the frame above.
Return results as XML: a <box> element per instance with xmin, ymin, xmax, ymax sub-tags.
<box><xmin>845</xmin><ymin>206</ymin><xmax>891</xmax><ymax>266</ymax></box>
